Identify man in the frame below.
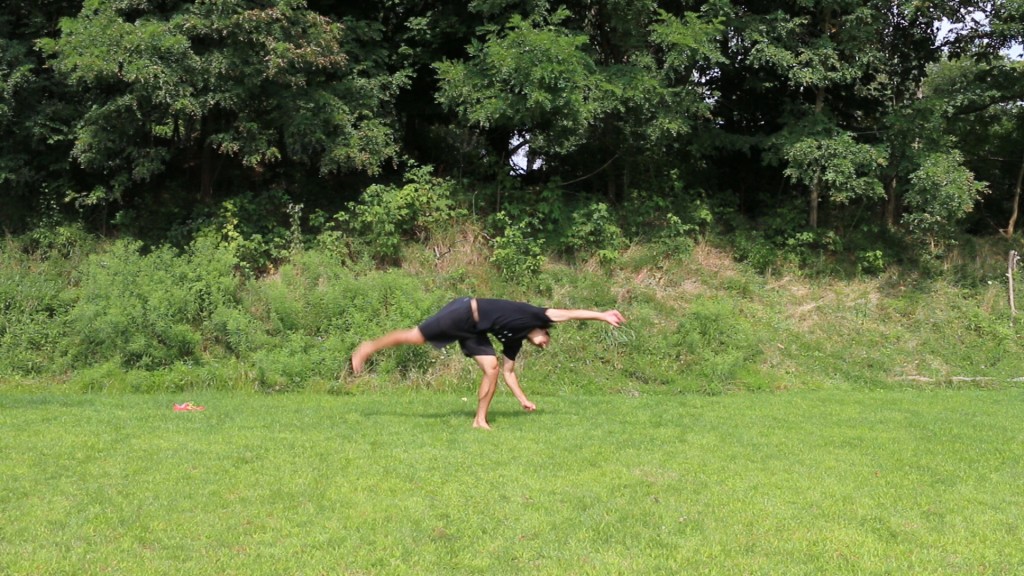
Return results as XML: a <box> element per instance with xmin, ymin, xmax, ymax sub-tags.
<box><xmin>350</xmin><ymin>297</ymin><xmax>626</xmax><ymax>429</ymax></box>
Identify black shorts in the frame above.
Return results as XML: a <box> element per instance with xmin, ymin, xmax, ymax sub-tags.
<box><xmin>417</xmin><ymin>298</ymin><xmax>496</xmax><ymax>358</ymax></box>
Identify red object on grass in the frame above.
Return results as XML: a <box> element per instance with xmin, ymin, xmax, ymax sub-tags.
<box><xmin>173</xmin><ymin>402</ymin><xmax>205</xmax><ymax>412</ymax></box>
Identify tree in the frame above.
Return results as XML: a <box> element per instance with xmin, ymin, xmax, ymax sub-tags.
<box><xmin>926</xmin><ymin>56</ymin><xmax>1024</xmax><ymax>236</ymax></box>
<box><xmin>718</xmin><ymin>0</ymin><xmax>898</xmax><ymax>229</ymax></box>
<box><xmin>40</xmin><ymin>0</ymin><xmax>405</xmax><ymax>217</ymax></box>
<box><xmin>434</xmin><ymin>2</ymin><xmax>724</xmax><ymax>216</ymax></box>
<box><xmin>0</xmin><ymin>0</ymin><xmax>82</xmax><ymax>232</ymax></box>
<box><xmin>435</xmin><ymin>7</ymin><xmax>612</xmax><ymax>175</ymax></box>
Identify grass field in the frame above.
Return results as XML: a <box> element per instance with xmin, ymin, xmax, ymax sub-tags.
<box><xmin>2</xmin><ymin>388</ymin><xmax>1022</xmax><ymax>575</ymax></box>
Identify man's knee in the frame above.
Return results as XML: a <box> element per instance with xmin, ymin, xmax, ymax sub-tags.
<box><xmin>475</xmin><ymin>356</ymin><xmax>500</xmax><ymax>378</ymax></box>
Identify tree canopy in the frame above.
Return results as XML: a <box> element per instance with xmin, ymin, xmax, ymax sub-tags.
<box><xmin>2</xmin><ymin>0</ymin><xmax>1023</xmax><ymax>265</ymax></box>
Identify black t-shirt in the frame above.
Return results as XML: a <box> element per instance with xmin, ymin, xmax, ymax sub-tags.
<box><xmin>476</xmin><ymin>299</ymin><xmax>552</xmax><ymax>360</ymax></box>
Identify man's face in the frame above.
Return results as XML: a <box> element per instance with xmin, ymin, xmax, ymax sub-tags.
<box><xmin>527</xmin><ymin>328</ymin><xmax>550</xmax><ymax>349</ymax></box>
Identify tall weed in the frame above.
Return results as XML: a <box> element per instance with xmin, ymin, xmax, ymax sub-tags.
<box><xmin>0</xmin><ymin>240</ymin><xmax>77</xmax><ymax>375</ymax></box>
<box><xmin>65</xmin><ymin>238</ymin><xmax>239</xmax><ymax>370</ymax></box>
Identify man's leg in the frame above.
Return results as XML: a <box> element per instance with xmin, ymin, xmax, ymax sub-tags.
<box><xmin>351</xmin><ymin>328</ymin><xmax>426</xmax><ymax>374</ymax></box>
<box><xmin>472</xmin><ymin>355</ymin><xmax>500</xmax><ymax>430</ymax></box>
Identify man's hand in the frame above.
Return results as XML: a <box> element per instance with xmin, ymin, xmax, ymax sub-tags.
<box><xmin>602</xmin><ymin>310</ymin><xmax>626</xmax><ymax>327</ymax></box>
<box><xmin>521</xmin><ymin>400</ymin><xmax>537</xmax><ymax>412</ymax></box>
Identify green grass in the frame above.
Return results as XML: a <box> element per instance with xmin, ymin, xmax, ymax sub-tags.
<box><xmin>2</xmin><ymin>389</ymin><xmax>1022</xmax><ymax>575</ymax></box>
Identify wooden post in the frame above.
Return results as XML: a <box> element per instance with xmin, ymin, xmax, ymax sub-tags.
<box><xmin>1009</xmin><ymin>250</ymin><xmax>1019</xmax><ymax>323</ymax></box>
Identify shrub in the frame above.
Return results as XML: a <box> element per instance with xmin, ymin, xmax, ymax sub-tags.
<box><xmin>338</xmin><ymin>165</ymin><xmax>464</xmax><ymax>262</ymax></box>
<box><xmin>189</xmin><ymin>190</ymin><xmax>297</xmax><ymax>276</ymax></box>
<box><xmin>653</xmin><ymin>213</ymin><xmax>698</xmax><ymax>257</ymax></box>
<box><xmin>65</xmin><ymin>239</ymin><xmax>240</xmax><ymax>370</ymax></box>
<box><xmin>562</xmin><ymin>201</ymin><xmax>626</xmax><ymax>265</ymax></box>
<box><xmin>730</xmin><ymin>230</ymin><xmax>787</xmax><ymax>274</ymax></box>
<box><xmin>0</xmin><ymin>247</ymin><xmax>75</xmax><ymax>375</ymax></box>
<box><xmin>857</xmin><ymin>250</ymin><xmax>886</xmax><ymax>276</ymax></box>
<box><xmin>23</xmin><ymin>222</ymin><xmax>96</xmax><ymax>259</ymax></box>
<box><xmin>489</xmin><ymin>212</ymin><xmax>547</xmax><ymax>282</ymax></box>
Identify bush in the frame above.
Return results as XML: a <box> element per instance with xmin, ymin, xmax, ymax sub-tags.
<box><xmin>562</xmin><ymin>201</ymin><xmax>626</xmax><ymax>265</ymax></box>
<box><xmin>65</xmin><ymin>239</ymin><xmax>240</xmax><ymax>370</ymax></box>
<box><xmin>0</xmin><ymin>241</ymin><xmax>77</xmax><ymax>375</ymax></box>
<box><xmin>188</xmin><ymin>189</ymin><xmax>298</xmax><ymax>276</ymax></box>
<box><xmin>730</xmin><ymin>230</ymin><xmax>788</xmax><ymax>274</ymax></box>
<box><xmin>857</xmin><ymin>250</ymin><xmax>886</xmax><ymax>276</ymax></box>
<box><xmin>23</xmin><ymin>222</ymin><xmax>96</xmax><ymax>260</ymax></box>
<box><xmin>337</xmin><ymin>165</ymin><xmax>464</xmax><ymax>263</ymax></box>
<box><xmin>489</xmin><ymin>212</ymin><xmax>547</xmax><ymax>282</ymax></box>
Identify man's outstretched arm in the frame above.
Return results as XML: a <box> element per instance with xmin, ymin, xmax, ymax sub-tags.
<box><xmin>545</xmin><ymin>309</ymin><xmax>625</xmax><ymax>327</ymax></box>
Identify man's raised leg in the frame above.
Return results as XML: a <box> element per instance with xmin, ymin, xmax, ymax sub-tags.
<box><xmin>351</xmin><ymin>328</ymin><xmax>426</xmax><ymax>374</ymax></box>
<box><xmin>472</xmin><ymin>355</ymin><xmax>500</xmax><ymax>430</ymax></box>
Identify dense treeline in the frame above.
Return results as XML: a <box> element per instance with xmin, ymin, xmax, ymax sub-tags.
<box><xmin>2</xmin><ymin>0</ymin><xmax>1023</xmax><ymax>270</ymax></box>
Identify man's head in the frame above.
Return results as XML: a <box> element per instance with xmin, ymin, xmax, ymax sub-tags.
<box><xmin>526</xmin><ymin>327</ymin><xmax>550</xmax><ymax>349</ymax></box>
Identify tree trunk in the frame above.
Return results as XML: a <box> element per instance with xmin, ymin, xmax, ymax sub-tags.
<box><xmin>200</xmin><ymin>141</ymin><xmax>214</xmax><ymax>203</ymax></box>
<box><xmin>884</xmin><ymin>172</ymin><xmax>898</xmax><ymax>229</ymax></box>
<box><xmin>198</xmin><ymin>115</ymin><xmax>215</xmax><ymax>203</ymax></box>
<box><xmin>808</xmin><ymin>85</ymin><xmax>827</xmax><ymax>229</ymax></box>
<box><xmin>807</xmin><ymin>9</ymin><xmax>832</xmax><ymax>230</ymax></box>
<box><xmin>809</xmin><ymin>175</ymin><xmax>820</xmax><ymax>229</ymax></box>
<box><xmin>1003</xmin><ymin>148</ymin><xmax>1024</xmax><ymax>238</ymax></box>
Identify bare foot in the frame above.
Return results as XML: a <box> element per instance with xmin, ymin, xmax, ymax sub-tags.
<box><xmin>472</xmin><ymin>419</ymin><xmax>492</xmax><ymax>430</ymax></box>
<box><xmin>351</xmin><ymin>343</ymin><xmax>372</xmax><ymax>374</ymax></box>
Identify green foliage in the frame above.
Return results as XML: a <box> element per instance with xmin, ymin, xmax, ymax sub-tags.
<box><xmin>65</xmin><ymin>238</ymin><xmax>239</xmax><ymax>370</ymax></box>
<box><xmin>857</xmin><ymin>249</ymin><xmax>887</xmax><ymax>276</ymax></box>
<box><xmin>0</xmin><ymin>243</ymin><xmax>75</xmax><ymax>376</ymax></box>
<box><xmin>39</xmin><ymin>0</ymin><xmax>404</xmax><ymax>208</ymax></box>
<box><xmin>4</xmin><ymin>225</ymin><xmax>1024</xmax><ymax>394</ymax></box>
<box><xmin>0</xmin><ymin>37</ymin><xmax>40</xmax><ymax>193</ymax></box>
<box><xmin>23</xmin><ymin>220</ymin><xmax>96</xmax><ymax>260</ymax></box>
<box><xmin>653</xmin><ymin>213</ymin><xmax>699</xmax><ymax>256</ymax></box>
<box><xmin>435</xmin><ymin>8</ymin><xmax>609</xmax><ymax>156</ymax></box>
<box><xmin>645</xmin><ymin>7</ymin><xmax>727</xmax><ymax>141</ymax></box>
<box><xmin>621</xmin><ymin>181</ymin><xmax>711</xmax><ymax>256</ymax></box>
<box><xmin>337</xmin><ymin>165</ymin><xmax>464</xmax><ymax>263</ymax></box>
<box><xmin>779</xmin><ymin>131</ymin><xmax>887</xmax><ymax>205</ymax></box>
<box><xmin>1</xmin><ymin>0</ymin><xmax>1019</xmax><ymax>252</ymax></box>
<box><xmin>730</xmin><ymin>231</ymin><xmax>785</xmax><ymax>274</ymax></box>
<box><xmin>238</xmin><ymin>250</ymin><xmax>442</xmax><ymax>384</ymax></box>
<box><xmin>0</xmin><ymin>1</ymin><xmax>81</xmax><ymax>233</ymax></box>
<box><xmin>488</xmin><ymin>212</ymin><xmax>546</xmax><ymax>282</ymax></box>
<box><xmin>190</xmin><ymin>190</ymin><xmax>298</xmax><ymax>276</ymax></box>
<box><xmin>904</xmin><ymin>151</ymin><xmax>989</xmax><ymax>246</ymax></box>
<box><xmin>562</xmin><ymin>201</ymin><xmax>627</xmax><ymax>265</ymax></box>
<box><xmin>2</xmin><ymin>0</ymin><xmax>1024</xmax><ymax>390</ymax></box>
<box><xmin>728</xmin><ymin>203</ymin><xmax>843</xmax><ymax>275</ymax></box>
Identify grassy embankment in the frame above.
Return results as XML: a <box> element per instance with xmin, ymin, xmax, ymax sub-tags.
<box><xmin>2</xmin><ymin>227</ymin><xmax>1022</xmax><ymax>394</ymax></box>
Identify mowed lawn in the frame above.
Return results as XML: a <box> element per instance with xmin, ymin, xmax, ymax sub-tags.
<box><xmin>1</xmin><ymin>388</ymin><xmax>1022</xmax><ymax>575</ymax></box>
